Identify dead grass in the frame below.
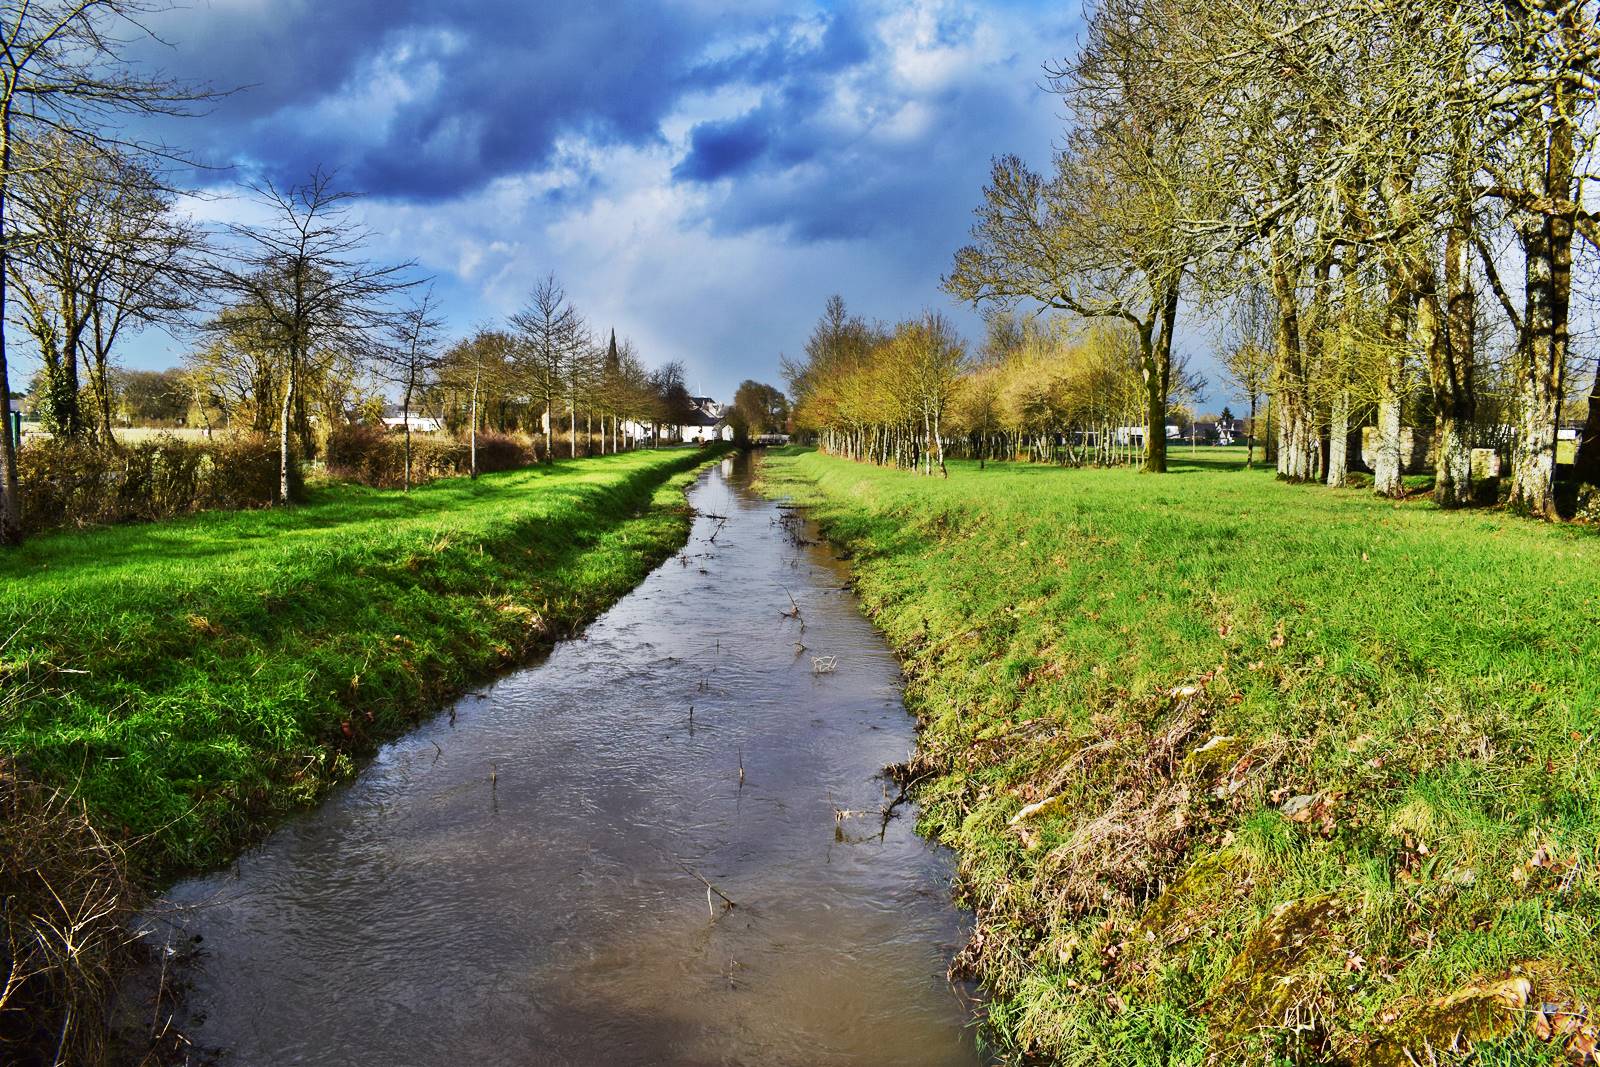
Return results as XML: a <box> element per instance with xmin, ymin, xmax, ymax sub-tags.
<box><xmin>1</xmin><ymin>758</ymin><xmax>134</xmax><ymax>1066</ymax></box>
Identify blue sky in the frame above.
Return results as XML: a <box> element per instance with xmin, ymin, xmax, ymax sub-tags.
<box><xmin>106</xmin><ymin>1</ymin><xmax>1086</xmax><ymax>401</ymax></box>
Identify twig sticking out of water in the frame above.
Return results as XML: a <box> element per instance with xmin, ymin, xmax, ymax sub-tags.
<box><xmin>780</xmin><ymin>589</ymin><xmax>806</xmax><ymax>633</ymax></box>
<box><xmin>680</xmin><ymin>863</ymin><xmax>736</xmax><ymax>916</ymax></box>
<box><xmin>737</xmin><ymin>747</ymin><xmax>745</xmax><ymax>788</ymax></box>
<box><xmin>812</xmin><ymin>655</ymin><xmax>837</xmax><ymax>674</ymax></box>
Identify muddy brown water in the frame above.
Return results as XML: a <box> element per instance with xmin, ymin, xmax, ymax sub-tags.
<box><xmin>143</xmin><ymin>452</ymin><xmax>981</xmax><ymax>1066</ymax></box>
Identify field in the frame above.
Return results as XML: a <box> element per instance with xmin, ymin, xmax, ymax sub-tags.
<box><xmin>760</xmin><ymin>445</ymin><xmax>1600</xmax><ymax>1065</ymax></box>
<box><xmin>0</xmin><ymin>447</ymin><xmax>721</xmax><ymax>876</ymax></box>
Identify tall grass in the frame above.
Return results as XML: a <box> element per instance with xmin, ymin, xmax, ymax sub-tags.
<box><xmin>761</xmin><ymin>446</ymin><xmax>1599</xmax><ymax>1065</ymax></box>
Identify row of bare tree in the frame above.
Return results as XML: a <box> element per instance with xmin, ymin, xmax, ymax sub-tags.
<box><xmin>943</xmin><ymin>0</ymin><xmax>1597</xmax><ymax>517</ymax></box>
<box><xmin>782</xmin><ymin>297</ymin><xmax>968</xmax><ymax>476</ymax></box>
<box><xmin>0</xmin><ymin>0</ymin><xmax>705</xmax><ymax>539</ymax></box>
<box><xmin>784</xmin><ymin>297</ymin><xmax>1204</xmax><ymax>472</ymax></box>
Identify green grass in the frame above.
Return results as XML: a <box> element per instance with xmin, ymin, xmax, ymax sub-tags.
<box><xmin>759</xmin><ymin>445</ymin><xmax>1600</xmax><ymax>1065</ymax></box>
<box><xmin>0</xmin><ymin>447</ymin><xmax>725</xmax><ymax>876</ymax></box>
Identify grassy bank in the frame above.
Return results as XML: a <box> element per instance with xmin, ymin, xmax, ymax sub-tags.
<box><xmin>760</xmin><ymin>446</ymin><xmax>1600</xmax><ymax>1065</ymax></box>
<box><xmin>1</xmin><ymin>446</ymin><xmax>723</xmax><ymax>876</ymax></box>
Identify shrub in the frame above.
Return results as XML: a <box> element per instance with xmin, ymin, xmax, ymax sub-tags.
<box><xmin>325</xmin><ymin>426</ymin><xmax>537</xmax><ymax>487</ymax></box>
<box><xmin>472</xmin><ymin>431</ymin><xmax>537</xmax><ymax>474</ymax></box>
<box><xmin>17</xmin><ymin>434</ymin><xmax>296</xmax><ymax>534</ymax></box>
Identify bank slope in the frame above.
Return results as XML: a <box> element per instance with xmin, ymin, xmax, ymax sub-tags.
<box><xmin>761</xmin><ymin>447</ymin><xmax>1600</xmax><ymax>1066</ymax></box>
<box><xmin>1</xmin><ymin>447</ymin><xmax>723</xmax><ymax>874</ymax></box>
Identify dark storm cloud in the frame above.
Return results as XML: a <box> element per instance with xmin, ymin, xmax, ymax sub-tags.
<box><xmin>150</xmin><ymin>2</ymin><xmax>965</xmax><ymax>209</ymax></box>
<box><xmin>674</xmin><ymin>113</ymin><xmax>771</xmax><ymax>182</ymax></box>
<box><xmin>149</xmin><ymin>2</ymin><xmax>1065</xmax><ymax>246</ymax></box>
<box><xmin>148</xmin><ymin>1</ymin><xmax>746</xmax><ymax>198</ymax></box>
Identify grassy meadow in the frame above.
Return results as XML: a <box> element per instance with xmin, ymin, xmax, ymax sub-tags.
<box><xmin>760</xmin><ymin>445</ymin><xmax>1600</xmax><ymax>1065</ymax></box>
<box><xmin>0</xmin><ymin>446</ymin><xmax>722</xmax><ymax>876</ymax></box>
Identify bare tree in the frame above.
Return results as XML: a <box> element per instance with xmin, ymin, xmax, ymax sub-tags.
<box><xmin>441</xmin><ymin>327</ymin><xmax>515</xmax><ymax>478</ymax></box>
<box><xmin>209</xmin><ymin>169</ymin><xmax>417</xmax><ymax>503</ymax></box>
<box><xmin>649</xmin><ymin>359</ymin><xmax>691</xmax><ymax>444</ymax></box>
<box><xmin>510</xmin><ymin>273</ymin><xmax>586</xmax><ymax>462</ymax></box>
<box><xmin>0</xmin><ymin>0</ymin><xmax>210</xmax><ymax>541</ymax></box>
<box><xmin>7</xmin><ymin>134</ymin><xmax>198</xmax><ymax>444</ymax></box>
<box><xmin>1219</xmin><ymin>281</ymin><xmax>1275</xmax><ymax>469</ymax></box>
<box><xmin>1480</xmin><ymin>2</ymin><xmax>1599</xmax><ymax>515</ymax></box>
<box><xmin>946</xmin><ymin>0</ymin><xmax>1206</xmax><ymax>475</ymax></box>
<box><xmin>370</xmin><ymin>288</ymin><xmax>443</xmax><ymax>491</ymax></box>
<box><xmin>886</xmin><ymin>311</ymin><xmax>966</xmax><ymax>476</ymax></box>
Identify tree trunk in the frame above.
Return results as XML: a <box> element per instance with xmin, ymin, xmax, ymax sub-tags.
<box><xmin>1508</xmin><ymin>210</ymin><xmax>1568</xmax><ymax>520</ymax></box>
<box><xmin>277</xmin><ymin>363</ymin><xmax>296</xmax><ymax>505</ymax></box>
<box><xmin>1431</xmin><ymin>210</ymin><xmax>1476</xmax><ymax>507</ymax></box>
<box><xmin>1373</xmin><ymin>270</ymin><xmax>1408</xmax><ymax>498</ymax></box>
<box><xmin>1245</xmin><ymin>393</ymin><xmax>1257</xmax><ymax>468</ymax></box>
<box><xmin>1327</xmin><ymin>389</ymin><xmax>1349</xmax><ymax>486</ymax></box>
<box><xmin>0</xmin><ymin>103</ymin><xmax>20</xmax><ymax>544</ymax></box>
<box><xmin>86</xmin><ymin>313</ymin><xmax>117</xmax><ymax>446</ymax></box>
<box><xmin>469</xmin><ymin>368</ymin><xmax>479</xmax><ymax>479</ymax></box>
<box><xmin>1268</xmin><ymin>251</ymin><xmax>1313</xmax><ymax>481</ymax></box>
<box><xmin>402</xmin><ymin>381</ymin><xmax>414</xmax><ymax>493</ymax></box>
<box><xmin>1137</xmin><ymin>283</ymin><xmax>1179</xmax><ymax>475</ymax></box>
<box><xmin>1505</xmin><ymin>13</ymin><xmax>1578</xmax><ymax>518</ymax></box>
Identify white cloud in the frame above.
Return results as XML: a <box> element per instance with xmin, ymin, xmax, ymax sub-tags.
<box><xmin>276</xmin><ymin>27</ymin><xmax>465</xmax><ymax>145</ymax></box>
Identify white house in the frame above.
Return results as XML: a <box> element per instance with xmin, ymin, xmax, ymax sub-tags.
<box><xmin>623</xmin><ymin>395</ymin><xmax>734</xmax><ymax>444</ymax></box>
<box><xmin>382</xmin><ymin>404</ymin><xmax>443</xmax><ymax>433</ymax></box>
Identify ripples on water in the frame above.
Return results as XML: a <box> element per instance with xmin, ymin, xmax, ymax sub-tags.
<box><xmin>146</xmin><ymin>452</ymin><xmax>979</xmax><ymax>1066</ymax></box>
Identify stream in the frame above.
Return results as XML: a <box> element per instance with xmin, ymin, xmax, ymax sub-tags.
<box><xmin>144</xmin><ymin>451</ymin><xmax>980</xmax><ymax>1066</ymax></box>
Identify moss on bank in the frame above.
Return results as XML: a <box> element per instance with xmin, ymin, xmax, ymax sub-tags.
<box><xmin>759</xmin><ymin>446</ymin><xmax>1600</xmax><ymax>1066</ymax></box>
